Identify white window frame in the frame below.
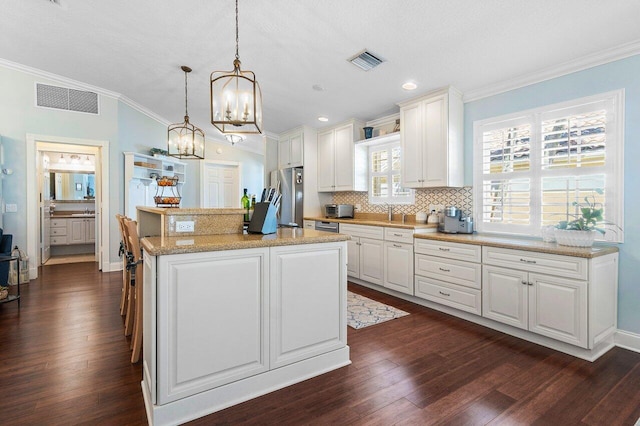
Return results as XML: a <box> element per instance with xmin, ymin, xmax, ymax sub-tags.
<box><xmin>473</xmin><ymin>90</ymin><xmax>624</xmax><ymax>242</ymax></box>
<box><xmin>368</xmin><ymin>140</ymin><xmax>415</xmax><ymax>205</ymax></box>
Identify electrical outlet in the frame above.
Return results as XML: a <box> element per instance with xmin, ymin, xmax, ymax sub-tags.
<box><xmin>355</xmin><ymin>204</ymin><xmax>361</xmax><ymax>211</ymax></box>
<box><xmin>5</xmin><ymin>203</ymin><xmax>17</xmax><ymax>213</ymax></box>
<box><xmin>175</xmin><ymin>221</ymin><xmax>195</xmax><ymax>232</ymax></box>
<box><xmin>429</xmin><ymin>204</ymin><xmax>445</xmax><ymax>213</ymax></box>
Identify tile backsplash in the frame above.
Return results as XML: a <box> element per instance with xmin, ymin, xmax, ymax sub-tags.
<box><xmin>332</xmin><ymin>187</ymin><xmax>473</xmax><ymax>216</ymax></box>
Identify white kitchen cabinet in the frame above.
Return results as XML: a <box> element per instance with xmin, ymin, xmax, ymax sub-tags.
<box><xmin>384</xmin><ymin>241</ymin><xmax>414</xmax><ymax>295</ymax></box>
<box><xmin>359</xmin><ymin>237</ymin><xmax>384</xmax><ymax>285</ymax></box>
<box><xmin>414</xmin><ymin>239</ymin><xmax>482</xmax><ymax>314</ymax></box>
<box><xmin>278</xmin><ymin>130</ymin><xmax>303</xmax><ymax>168</ymax></box>
<box><xmin>143</xmin><ymin>240</ymin><xmax>349</xmax><ymax>424</ymax></box>
<box><xmin>303</xmin><ymin>220</ymin><xmax>315</xmax><ymax>230</ymax></box>
<box><xmin>482</xmin><ymin>246</ymin><xmax>617</xmax><ymax>349</ymax></box>
<box><xmin>342</xmin><ymin>223</ymin><xmax>414</xmax><ymax>294</ymax></box>
<box><xmin>270</xmin><ymin>243</ymin><xmax>347</xmax><ymax>368</ymax></box>
<box><xmin>483</xmin><ymin>264</ymin><xmax>588</xmax><ymax>348</ymax></box>
<box><xmin>317</xmin><ymin>120</ymin><xmax>367</xmax><ymax>192</ymax></box>
<box><xmin>341</xmin><ymin>224</ymin><xmax>384</xmax><ymax>285</ymax></box>
<box><xmin>398</xmin><ymin>86</ymin><xmax>463</xmax><ymax>188</ymax></box>
<box><xmin>124</xmin><ymin>152</ymin><xmax>187</xmax><ymax>219</ymax></box>
<box><xmin>155</xmin><ymin>248</ymin><xmax>270</xmax><ymax>405</ymax></box>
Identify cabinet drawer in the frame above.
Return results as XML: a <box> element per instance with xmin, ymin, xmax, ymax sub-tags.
<box><xmin>51</xmin><ymin>236</ymin><xmax>68</xmax><ymax>245</ymax></box>
<box><xmin>415</xmin><ymin>277</ymin><xmax>481</xmax><ymax>315</ymax></box>
<box><xmin>384</xmin><ymin>227</ymin><xmax>414</xmax><ymax>244</ymax></box>
<box><xmin>415</xmin><ymin>254</ymin><xmax>481</xmax><ymax>289</ymax></box>
<box><xmin>340</xmin><ymin>224</ymin><xmax>384</xmax><ymax>240</ymax></box>
<box><xmin>51</xmin><ymin>227</ymin><xmax>67</xmax><ymax>236</ymax></box>
<box><xmin>414</xmin><ymin>239</ymin><xmax>481</xmax><ymax>263</ymax></box>
<box><xmin>51</xmin><ymin>219</ymin><xmax>67</xmax><ymax>228</ymax></box>
<box><xmin>483</xmin><ymin>246</ymin><xmax>587</xmax><ymax>280</ymax></box>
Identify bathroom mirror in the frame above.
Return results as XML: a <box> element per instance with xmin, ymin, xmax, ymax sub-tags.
<box><xmin>49</xmin><ymin>172</ymin><xmax>95</xmax><ymax>200</ymax></box>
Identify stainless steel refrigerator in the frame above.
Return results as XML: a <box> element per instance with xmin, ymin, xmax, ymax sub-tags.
<box><xmin>278</xmin><ymin>167</ymin><xmax>303</xmax><ymax>227</ymax></box>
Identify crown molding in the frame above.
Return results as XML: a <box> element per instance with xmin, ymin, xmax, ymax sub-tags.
<box><xmin>0</xmin><ymin>57</ymin><xmax>172</xmax><ymax>126</ymax></box>
<box><xmin>463</xmin><ymin>39</ymin><xmax>640</xmax><ymax>103</ymax></box>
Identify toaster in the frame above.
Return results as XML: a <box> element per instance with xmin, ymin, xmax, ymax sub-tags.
<box><xmin>325</xmin><ymin>204</ymin><xmax>354</xmax><ymax>218</ymax></box>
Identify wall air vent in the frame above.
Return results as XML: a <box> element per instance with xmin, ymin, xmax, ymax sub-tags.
<box><xmin>36</xmin><ymin>84</ymin><xmax>99</xmax><ymax>114</ymax></box>
<box><xmin>348</xmin><ymin>50</ymin><xmax>385</xmax><ymax>71</ymax></box>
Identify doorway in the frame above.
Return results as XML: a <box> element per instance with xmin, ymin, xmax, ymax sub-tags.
<box><xmin>26</xmin><ymin>134</ymin><xmax>111</xmax><ymax>279</ymax></box>
<box><xmin>40</xmin><ymin>149</ymin><xmax>98</xmax><ymax>265</ymax></box>
<box><xmin>200</xmin><ymin>160</ymin><xmax>241</xmax><ymax>208</ymax></box>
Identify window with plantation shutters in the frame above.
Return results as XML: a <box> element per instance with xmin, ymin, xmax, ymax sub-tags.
<box><xmin>369</xmin><ymin>141</ymin><xmax>414</xmax><ymax>204</ymax></box>
<box><xmin>473</xmin><ymin>90</ymin><xmax>624</xmax><ymax>241</ymax></box>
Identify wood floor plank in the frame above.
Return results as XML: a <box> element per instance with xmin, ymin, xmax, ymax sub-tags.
<box><xmin>1</xmin><ymin>267</ymin><xmax>639</xmax><ymax>426</ymax></box>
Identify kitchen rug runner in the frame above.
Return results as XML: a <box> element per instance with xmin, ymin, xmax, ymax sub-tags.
<box><xmin>347</xmin><ymin>291</ymin><xmax>409</xmax><ymax>329</ymax></box>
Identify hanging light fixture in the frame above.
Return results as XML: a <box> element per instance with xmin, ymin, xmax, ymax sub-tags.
<box><xmin>168</xmin><ymin>66</ymin><xmax>205</xmax><ymax>159</ymax></box>
<box><xmin>225</xmin><ymin>134</ymin><xmax>245</xmax><ymax>145</ymax></box>
<box><xmin>210</xmin><ymin>0</ymin><xmax>262</xmax><ymax>136</ymax></box>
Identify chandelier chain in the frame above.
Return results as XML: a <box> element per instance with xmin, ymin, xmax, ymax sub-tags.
<box><xmin>235</xmin><ymin>0</ymin><xmax>240</xmax><ymax>61</ymax></box>
<box><xmin>184</xmin><ymin>69</ymin><xmax>189</xmax><ymax>117</ymax></box>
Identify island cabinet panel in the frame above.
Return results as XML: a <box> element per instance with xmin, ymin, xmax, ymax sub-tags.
<box><xmin>270</xmin><ymin>243</ymin><xmax>347</xmax><ymax>369</ymax></box>
<box><xmin>156</xmin><ymin>248</ymin><xmax>269</xmax><ymax>405</ymax></box>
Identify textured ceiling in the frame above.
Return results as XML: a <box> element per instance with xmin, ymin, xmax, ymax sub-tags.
<box><xmin>2</xmin><ymin>0</ymin><xmax>640</xmax><ymax>148</ymax></box>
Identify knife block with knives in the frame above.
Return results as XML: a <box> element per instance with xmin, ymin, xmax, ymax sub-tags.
<box><xmin>248</xmin><ymin>202</ymin><xmax>278</xmax><ymax>234</ymax></box>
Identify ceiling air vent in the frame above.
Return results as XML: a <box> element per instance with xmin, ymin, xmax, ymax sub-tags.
<box><xmin>348</xmin><ymin>50</ymin><xmax>385</xmax><ymax>71</ymax></box>
<box><xmin>36</xmin><ymin>84</ymin><xmax>99</xmax><ymax>114</ymax></box>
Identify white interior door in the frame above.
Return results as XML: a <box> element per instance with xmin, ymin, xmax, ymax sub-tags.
<box><xmin>202</xmin><ymin>162</ymin><xmax>240</xmax><ymax>208</ymax></box>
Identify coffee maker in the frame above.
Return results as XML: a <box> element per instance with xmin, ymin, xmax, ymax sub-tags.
<box><xmin>438</xmin><ymin>206</ymin><xmax>474</xmax><ymax>234</ymax></box>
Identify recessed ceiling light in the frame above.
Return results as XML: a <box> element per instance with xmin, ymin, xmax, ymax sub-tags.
<box><xmin>318</xmin><ymin>116</ymin><xmax>329</xmax><ymax>122</ymax></box>
<box><xmin>402</xmin><ymin>81</ymin><xmax>417</xmax><ymax>91</ymax></box>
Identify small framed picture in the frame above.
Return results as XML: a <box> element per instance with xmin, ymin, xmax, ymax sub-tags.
<box><xmin>76</xmin><ymin>183</ymin><xmax>82</xmax><ymax>191</ymax></box>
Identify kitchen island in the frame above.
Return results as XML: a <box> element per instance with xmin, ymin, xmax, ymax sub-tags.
<box><xmin>140</xmin><ymin>228</ymin><xmax>350</xmax><ymax>426</ymax></box>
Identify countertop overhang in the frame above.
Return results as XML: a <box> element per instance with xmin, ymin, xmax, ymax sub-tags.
<box><xmin>142</xmin><ymin>228</ymin><xmax>350</xmax><ymax>256</ymax></box>
<box><xmin>414</xmin><ymin>232</ymin><xmax>618</xmax><ymax>258</ymax></box>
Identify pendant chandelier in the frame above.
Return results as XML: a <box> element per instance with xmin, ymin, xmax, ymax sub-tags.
<box><xmin>168</xmin><ymin>66</ymin><xmax>205</xmax><ymax>159</ymax></box>
<box><xmin>210</xmin><ymin>0</ymin><xmax>263</xmax><ymax>136</ymax></box>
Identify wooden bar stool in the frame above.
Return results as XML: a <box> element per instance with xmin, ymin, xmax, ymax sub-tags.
<box><xmin>115</xmin><ymin>214</ymin><xmax>131</xmax><ymax>317</ymax></box>
<box><xmin>121</xmin><ymin>217</ymin><xmax>136</xmax><ymax>337</ymax></box>
<box><xmin>126</xmin><ymin>219</ymin><xmax>144</xmax><ymax>363</ymax></box>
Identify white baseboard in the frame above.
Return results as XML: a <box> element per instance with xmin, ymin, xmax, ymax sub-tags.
<box><xmin>615</xmin><ymin>330</ymin><xmax>640</xmax><ymax>353</ymax></box>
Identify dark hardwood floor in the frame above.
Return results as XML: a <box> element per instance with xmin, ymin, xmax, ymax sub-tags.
<box><xmin>1</xmin><ymin>263</ymin><xmax>638</xmax><ymax>425</ymax></box>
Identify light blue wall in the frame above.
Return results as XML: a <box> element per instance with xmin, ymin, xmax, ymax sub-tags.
<box><xmin>464</xmin><ymin>54</ymin><xmax>640</xmax><ymax>334</ymax></box>
<box><xmin>0</xmin><ymin>63</ymin><xmax>265</xmax><ymax>267</ymax></box>
<box><xmin>0</xmin><ymin>65</ymin><xmax>119</xmax><ymax>253</ymax></box>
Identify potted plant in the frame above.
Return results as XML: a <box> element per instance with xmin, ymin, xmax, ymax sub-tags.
<box><xmin>554</xmin><ymin>189</ymin><xmax>616</xmax><ymax>247</ymax></box>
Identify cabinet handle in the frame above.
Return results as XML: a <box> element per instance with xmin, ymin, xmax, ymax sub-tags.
<box><xmin>521</xmin><ymin>280</ymin><xmax>528</xmax><ymax>285</ymax></box>
<box><xmin>438</xmin><ymin>291</ymin><xmax>450</xmax><ymax>297</ymax></box>
<box><xmin>393</xmin><ymin>233</ymin><xmax>402</xmax><ymax>236</ymax></box>
<box><xmin>393</xmin><ymin>244</ymin><xmax>402</xmax><ymax>248</ymax></box>
<box><xmin>439</xmin><ymin>267</ymin><xmax>450</xmax><ymax>272</ymax></box>
<box><xmin>438</xmin><ymin>247</ymin><xmax>450</xmax><ymax>252</ymax></box>
<box><xmin>528</xmin><ymin>282</ymin><xmax>534</xmax><ymax>286</ymax></box>
<box><xmin>519</xmin><ymin>258</ymin><xmax>537</xmax><ymax>264</ymax></box>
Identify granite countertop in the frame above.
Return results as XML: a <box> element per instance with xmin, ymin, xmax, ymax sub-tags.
<box><xmin>137</xmin><ymin>206</ymin><xmax>244</xmax><ymax>215</ymax></box>
<box><xmin>305</xmin><ymin>216</ymin><xmax>438</xmax><ymax>231</ymax></box>
<box><xmin>142</xmin><ymin>228</ymin><xmax>350</xmax><ymax>256</ymax></box>
<box><xmin>414</xmin><ymin>232</ymin><xmax>618</xmax><ymax>258</ymax></box>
